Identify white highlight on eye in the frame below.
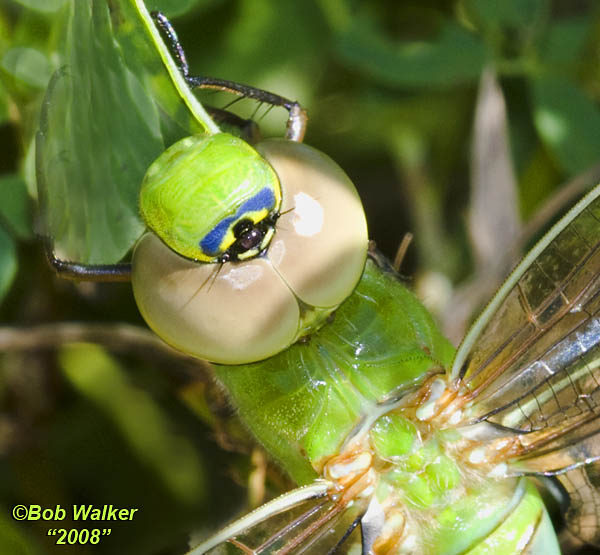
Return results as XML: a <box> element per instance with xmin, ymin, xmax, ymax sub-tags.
<box><xmin>221</xmin><ymin>265</ymin><xmax>263</xmax><ymax>290</ymax></box>
<box><xmin>292</xmin><ymin>192</ymin><xmax>324</xmax><ymax>236</ymax></box>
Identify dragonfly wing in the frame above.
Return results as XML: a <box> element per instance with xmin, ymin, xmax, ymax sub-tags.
<box><xmin>449</xmin><ymin>186</ymin><xmax>600</xmax><ymax>544</ymax></box>
<box><xmin>451</xmin><ymin>184</ymin><xmax>600</xmax><ymax>431</ymax></box>
<box><xmin>188</xmin><ymin>480</ymin><xmax>368</xmax><ymax>554</ymax></box>
<box><xmin>554</xmin><ymin>462</ymin><xmax>600</xmax><ymax>546</ymax></box>
<box><xmin>508</xmin><ymin>408</ymin><xmax>600</xmax><ymax>547</ymax></box>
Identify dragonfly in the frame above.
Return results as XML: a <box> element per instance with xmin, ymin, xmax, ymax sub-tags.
<box><xmin>36</xmin><ymin>1</ymin><xmax>600</xmax><ymax>553</ymax></box>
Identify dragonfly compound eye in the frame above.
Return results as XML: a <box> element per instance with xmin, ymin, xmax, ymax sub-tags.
<box><xmin>139</xmin><ymin>133</ymin><xmax>281</xmax><ymax>262</ymax></box>
<box><xmin>132</xmin><ymin>138</ymin><xmax>368</xmax><ymax>365</ymax></box>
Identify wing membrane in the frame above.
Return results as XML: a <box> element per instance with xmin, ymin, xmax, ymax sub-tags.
<box><xmin>452</xmin><ymin>186</ymin><xmax>600</xmax><ymax>431</ymax></box>
<box><xmin>555</xmin><ymin>462</ymin><xmax>600</xmax><ymax>546</ymax></box>
<box><xmin>188</xmin><ymin>480</ymin><xmax>367</xmax><ymax>555</ymax></box>
<box><xmin>450</xmin><ymin>185</ymin><xmax>600</xmax><ymax>545</ymax></box>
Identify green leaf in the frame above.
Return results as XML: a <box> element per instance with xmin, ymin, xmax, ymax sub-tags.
<box><xmin>36</xmin><ymin>0</ymin><xmax>217</xmax><ymax>264</ymax></box>
<box><xmin>1</xmin><ymin>47</ymin><xmax>52</xmax><ymax>89</ymax></box>
<box><xmin>0</xmin><ymin>174</ymin><xmax>33</xmax><ymax>239</ymax></box>
<box><xmin>336</xmin><ymin>21</ymin><xmax>487</xmax><ymax>88</ymax></box>
<box><xmin>145</xmin><ymin>0</ymin><xmax>222</xmax><ymax>18</ymax></box>
<box><xmin>461</xmin><ymin>0</ymin><xmax>548</xmax><ymax>30</ymax></box>
<box><xmin>0</xmin><ymin>81</ymin><xmax>8</xmax><ymax>125</ymax></box>
<box><xmin>11</xmin><ymin>0</ymin><xmax>67</xmax><ymax>13</ymax></box>
<box><xmin>459</xmin><ymin>0</ymin><xmax>549</xmax><ymax>69</ymax></box>
<box><xmin>531</xmin><ymin>75</ymin><xmax>600</xmax><ymax>175</ymax></box>
<box><xmin>538</xmin><ymin>18</ymin><xmax>591</xmax><ymax>66</ymax></box>
<box><xmin>0</xmin><ymin>224</ymin><xmax>17</xmax><ymax>303</ymax></box>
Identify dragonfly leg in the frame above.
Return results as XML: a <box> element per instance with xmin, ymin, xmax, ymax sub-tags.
<box><xmin>44</xmin><ymin>238</ymin><xmax>131</xmax><ymax>282</ymax></box>
<box><xmin>205</xmin><ymin>106</ymin><xmax>261</xmax><ymax>144</ymax></box>
<box><xmin>151</xmin><ymin>11</ymin><xmax>307</xmax><ymax>142</ymax></box>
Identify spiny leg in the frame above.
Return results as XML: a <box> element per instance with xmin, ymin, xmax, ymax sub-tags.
<box><xmin>207</xmin><ymin>106</ymin><xmax>261</xmax><ymax>144</ymax></box>
<box><xmin>46</xmin><ymin>12</ymin><xmax>306</xmax><ymax>283</ymax></box>
<box><xmin>151</xmin><ymin>11</ymin><xmax>307</xmax><ymax>142</ymax></box>
<box><xmin>44</xmin><ymin>238</ymin><xmax>131</xmax><ymax>282</ymax></box>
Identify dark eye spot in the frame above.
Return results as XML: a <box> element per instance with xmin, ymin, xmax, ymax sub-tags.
<box><xmin>224</xmin><ymin>215</ymin><xmax>277</xmax><ymax>261</ymax></box>
<box><xmin>239</xmin><ymin>228</ymin><xmax>264</xmax><ymax>250</ymax></box>
<box><xmin>233</xmin><ymin>219</ymin><xmax>253</xmax><ymax>238</ymax></box>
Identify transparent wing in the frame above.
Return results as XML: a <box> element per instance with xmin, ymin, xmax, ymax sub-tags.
<box><xmin>188</xmin><ymin>480</ymin><xmax>368</xmax><ymax>555</ymax></box>
<box><xmin>450</xmin><ymin>185</ymin><xmax>600</xmax><ymax>544</ymax></box>
<box><xmin>555</xmin><ymin>462</ymin><xmax>600</xmax><ymax>546</ymax></box>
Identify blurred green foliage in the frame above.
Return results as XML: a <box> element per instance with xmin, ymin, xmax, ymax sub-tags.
<box><xmin>0</xmin><ymin>0</ymin><xmax>599</xmax><ymax>553</ymax></box>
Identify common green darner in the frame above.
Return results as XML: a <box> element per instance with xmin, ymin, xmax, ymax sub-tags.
<box><xmin>35</xmin><ymin>1</ymin><xmax>600</xmax><ymax>553</ymax></box>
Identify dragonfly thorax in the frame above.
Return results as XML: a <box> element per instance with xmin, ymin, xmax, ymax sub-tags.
<box><xmin>315</xmin><ymin>374</ymin><xmax>544</xmax><ymax>554</ymax></box>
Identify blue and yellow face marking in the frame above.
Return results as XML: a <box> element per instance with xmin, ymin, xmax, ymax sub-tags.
<box><xmin>139</xmin><ymin>133</ymin><xmax>282</xmax><ymax>263</ymax></box>
<box><xmin>200</xmin><ymin>187</ymin><xmax>276</xmax><ymax>258</ymax></box>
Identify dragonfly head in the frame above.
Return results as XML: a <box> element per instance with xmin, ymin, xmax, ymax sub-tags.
<box><xmin>132</xmin><ymin>137</ymin><xmax>368</xmax><ymax>365</ymax></box>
